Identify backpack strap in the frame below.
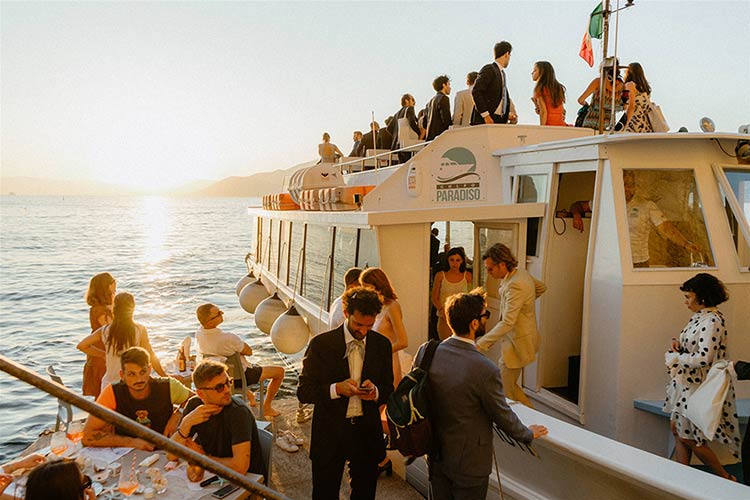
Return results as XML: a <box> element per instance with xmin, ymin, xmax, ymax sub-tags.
<box><xmin>419</xmin><ymin>340</ymin><xmax>440</xmax><ymax>371</ymax></box>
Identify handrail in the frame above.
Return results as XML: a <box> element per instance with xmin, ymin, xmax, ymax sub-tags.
<box><xmin>337</xmin><ymin>140</ymin><xmax>430</xmax><ymax>173</ymax></box>
<box><xmin>0</xmin><ymin>355</ymin><xmax>292</xmax><ymax>500</ymax></box>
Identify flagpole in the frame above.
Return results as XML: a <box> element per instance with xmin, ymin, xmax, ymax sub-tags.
<box><xmin>597</xmin><ymin>0</ymin><xmax>611</xmax><ymax>134</ymax></box>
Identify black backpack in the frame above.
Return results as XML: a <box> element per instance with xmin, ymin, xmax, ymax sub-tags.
<box><xmin>385</xmin><ymin>340</ymin><xmax>440</xmax><ymax>458</ymax></box>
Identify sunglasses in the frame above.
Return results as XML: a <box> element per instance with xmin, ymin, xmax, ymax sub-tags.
<box><xmin>81</xmin><ymin>474</ymin><xmax>92</xmax><ymax>492</ymax></box>
<box><xmin>477</xmin><ymin>310</ymin><xmax>491</xmax><ymax>321</ymax></box>
<box><xmin>199</xmin><ymin>377</ymin><xmax>234</xmax><ymax>392</ymax></box>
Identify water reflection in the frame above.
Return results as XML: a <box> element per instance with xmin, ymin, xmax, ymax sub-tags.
<box><xmin>141</xmin><ymin>196</ymin><xmax>170</xmax><ymax>265</ymax></box>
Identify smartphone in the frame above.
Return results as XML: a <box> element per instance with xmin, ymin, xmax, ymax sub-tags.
<box><xmin>359</xmin><ymin>384</ymin><xmax>374</xmax><ymax>393</ymax></box>
<box><xmin>212</xmin><ymin>484</ymin><xmax>240</xmax><ymax>499</ymax></box>
<box><xmin>200</xmin><ymin>475</ymin><xmax>220</xmax><ymax>487</ymax></box>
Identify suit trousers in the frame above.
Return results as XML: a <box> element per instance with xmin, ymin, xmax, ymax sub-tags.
<box><xmin>311</xmin><ymin>417</ymin><xmax>379</xmax><ymax>500</ymax></box>
<box><xmin>429</xmin><ymin>459</ymin><xmax>489</xmax><ymax>500</ymax></box>
<box><xmin>500</xmin><ymin>363</ymin><xmax>533</xmax><ymax>408</ymax></box>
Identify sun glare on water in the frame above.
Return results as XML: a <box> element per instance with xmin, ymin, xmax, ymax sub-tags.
<box><xmin>140</xmin><ymin>196</ymin><xmax>170</xmax><ymax>266</ymax></box>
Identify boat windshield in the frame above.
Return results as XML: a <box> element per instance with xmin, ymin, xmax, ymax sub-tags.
<box><xmin>717</xmin><ymin>168</ymin><xmax>750</xmax><ymax>270</ymax></box>
<box><xmin>622</xmin><ymin>169</ymin><xmax>715</xmax><ymax>269</ymax></box>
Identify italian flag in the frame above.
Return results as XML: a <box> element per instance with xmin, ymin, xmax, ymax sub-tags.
<box><xmin>579</xmin><ymin>2</ymin><xmax>603</xmax><ymax>67</ymax></box>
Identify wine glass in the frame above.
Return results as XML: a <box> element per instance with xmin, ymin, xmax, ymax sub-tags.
<box><xmin>50</xmin><ymin>431</ymin><xmax>69</xmax><ymax>457</ymax></box>
<box><xmin>118</xmin><ymin>455</ymin><xmax>139</xmax><ymax>496</ymax></box>
<box><xmin>66</xmin><ymin>421</ymin><xmax>84</xmax><ymax>452</ymax></box>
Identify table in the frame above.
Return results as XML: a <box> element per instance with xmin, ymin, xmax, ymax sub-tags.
<box><xmin>75</xmin><ymin>446</ymin><xmax>262</xmax><ymax>500</ymax></box>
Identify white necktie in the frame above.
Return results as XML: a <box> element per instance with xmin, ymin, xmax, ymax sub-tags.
<box><xmin>345</xmin><ymin>339</ymin><xmax>365</xmax><ymax>418</ymax></box>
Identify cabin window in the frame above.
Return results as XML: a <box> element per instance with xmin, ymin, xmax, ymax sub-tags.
<box><xmin>357</xmin><ymin>228</ymin><xmax>379</xmax><ymax>268</ymax></box>
<box><xmin>622</xmin><ymin>169</ymin><xmax>715</xmax><ymax>268</ymax></box>
<box><xmin>717</xmin><ymin>168</ymin><xmax>750</xmax><ymax>270</ymax></box>
<box><xmin>517</xmin><ymin>174</ymin><xmax>548</xmax><ymax>203</ymax></box>
<box><xmin>289</xmin><ymin>222</ymin><xmax>305</xmax><ymax>290</ymax></box>
<box><xmin>332</xmin><ymin>227</ymin><xmax>358</xmax><ymax>299</ymax></box>
<box><xmin>279</xmin><ymin>221</ymin><xmax>291</xmax><ymax>284</ymax></box>
<box><xmin>301</xmin><ymin>224</ymin><xmax>331</xmax><ymax>307</ymax></box>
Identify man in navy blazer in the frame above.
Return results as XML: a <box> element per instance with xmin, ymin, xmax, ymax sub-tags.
<box><xmin>471</xmin><ymin>41</ymin><xmax>518</xmax><ymax>125</ymax></box>
<box><xmin>426</xmin><ymin>75</ymin><xmax>452</xmax><ymax>140</ymax></box>
<box><xmin>417</xmin><ymin>288</ymin><xmax>547</xmax><ymax>500</ymax></box>
<box><xmin>298</xmin><ymin>287</ymin><xmax>394</xmax><ymax>500</ymax></box>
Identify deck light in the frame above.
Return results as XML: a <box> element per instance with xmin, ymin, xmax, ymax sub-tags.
<box><xmin>254</xmin><ymin>293</ymin><xmax>287</xmax><ymax>334</ymax></box>
<box><xmin>270</xmin><ymin>305</ymin><xmax>311</xmax><ymax>354</ymax></box>
<box><xmin>238</xmin><ymin>278</ymin><xmax>269</xmax><ymax>314</ymax></box>
<box><xmin>699</xmin><ymin>117</ymin><xmax>715</xmax><ymax>133</ymax></box>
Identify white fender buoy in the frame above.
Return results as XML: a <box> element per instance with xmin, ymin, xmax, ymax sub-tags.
<box><xmin>270</xmin><ymin>305</ymin><xmax>311</xmax><ymax>354</ymax></box>
<box><xmin>238</xmin><ymin>278</ymin><xmax>269</xmax><ymax>314</ymax></box>
<box><xmin>254</xmin><ymin>293</ymin><xmax>287</xmax><ymax>334</ymax></box>
<box><xmin>235</xmin><ymin>270</ymin><xmax>255</xmax><ymax>296</ymax></box>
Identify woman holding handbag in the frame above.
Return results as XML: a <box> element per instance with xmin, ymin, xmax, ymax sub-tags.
<box><xmin>664</xmin><ymin>273</ymin><xmax>739</xmax><ymax>481</ymax></box>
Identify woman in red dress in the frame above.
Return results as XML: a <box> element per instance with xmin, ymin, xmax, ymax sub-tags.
<box><xmin>531</xmin><ymin>61</ymin><xmax>567</xmax><ymax>126</ymax></box>
<box><xmin>82</xmin><ymin>272</ymin><xmax>116</xmax><ymax>397</ymax></box>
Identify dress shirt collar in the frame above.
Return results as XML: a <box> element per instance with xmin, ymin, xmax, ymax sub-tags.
<box><xmin>343</xmin><ymin>319</ymin><xmax>367</xmax><ymax>346</ymax></box>
<box><xmin>450</xmin><ymin>334</ymin><xmax>476</xmax><ymax>346</ymax></box>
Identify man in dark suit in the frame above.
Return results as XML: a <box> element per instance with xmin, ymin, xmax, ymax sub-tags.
<box><xmin>471</xmin><ymin>41</ymin><xmax>518</xmax><ymax>125</ymax></box>
<box><xmin>417</xmin><ymin>288</ymin><xmax>547</xmax><ymax>500</ymax></box>
<box><xmin>357</xmin><ymin>121</ymin><xmax>390</xmax><ymax>156</ymax></box>
<box><xmin>298</xmin><ymin>287</ymin><xmax>394</xmax><ymax>500</ymax></box>
<box><xmin>349</xmin><ymin>130</ymin><xmax>363</xmax><ymax>157</ymax></box>
<box><xmin>388</xmin><ymin>93</ymin><xmax>422</xmax><ymax>163</ymax></box>
<box><xmin>426</xmin><ymin>75</ymin><xmax>452</xmax><ymax>140</ymax></box>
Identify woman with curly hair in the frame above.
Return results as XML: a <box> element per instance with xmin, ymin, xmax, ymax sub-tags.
<box><xmin>531</xmin><ymin>61</ymin><xmax>567</xmax><ymax>126</ymax></box>
<box><xmin>77</xmin><ymin>291</ymin><xmax>166</xmax><ymax>391</ymax></box>
<box><xmin>664</xmin><ymin>273</ymin><xmax>738</xmax><ymax>481</ymax></box>
<box><xmin>82</xmin><ymin>272</ymin><xmax>116</xmax><ymax>397</ymax></box>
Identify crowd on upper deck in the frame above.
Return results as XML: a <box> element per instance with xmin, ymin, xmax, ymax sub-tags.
<box><xmin>319</xmin><ymin>40</ymin><xmax>660</xmax><ymax>164</ymax></box>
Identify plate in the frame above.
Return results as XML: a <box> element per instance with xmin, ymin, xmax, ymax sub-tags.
<box><xmin>92</xmin><ymin>469</ymin><xmax>110</xmax><ymax>483</ymax></box>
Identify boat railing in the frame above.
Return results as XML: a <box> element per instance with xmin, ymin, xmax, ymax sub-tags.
<box><xmin>0</xmin><ymin>354</ymin><xmax>292</xmax><ymax>500</ymax></box>
<box><xmin>337</xmin><ymin>140</ymin><xmax>430</xmax><ymax>175</ymax></box>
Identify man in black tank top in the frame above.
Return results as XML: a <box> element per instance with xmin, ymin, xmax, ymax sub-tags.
<box><xmin>83</xmin><ymin>347</ymin><xmax>192</xmax><ymax>450</ymax></box>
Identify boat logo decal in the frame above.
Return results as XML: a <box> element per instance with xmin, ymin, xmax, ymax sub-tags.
<box><xmin>433</xmin><ymin>147</ymin><xmax>484</xmax><ymax>203</ymax></box>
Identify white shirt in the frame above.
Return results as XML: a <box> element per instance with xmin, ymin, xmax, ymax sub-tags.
<box><xmin>627</xmin><ymin>195</ymin><xmax>667</xmax><ymax>263</ymax></box>
<box><xmin>328</xmin><ymin>296</ymin><xmax>345</xmax><ymax>330</ymax></box>
<box><xmin>195</xmin><ymin>327</ymin><xmax>248</xmax><ymax>369</ymax></box>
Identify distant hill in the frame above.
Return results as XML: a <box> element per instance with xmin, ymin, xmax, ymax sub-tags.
<box><xmin>190</xmin><ymin>160</ymin><xmax>316</xmax><ymax>197</ymax></box>
<box><xmin>0</xmin><ymin>160</ymin><xmax>317</xmax><ymax>197</ymax></box>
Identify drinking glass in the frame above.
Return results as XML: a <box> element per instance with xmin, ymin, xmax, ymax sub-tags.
<box><xmin>66</xmin><ymin>421</ymin><xmax>84</xmax><ymax>451</ymax></box>
<box><xmin>118</xmin><ymin>455</ymin><xmax>139</xmax><ymax>496</ymax></box>
<box><xmin>50</xmin><ymin>431</ymin><xmax>69</xmax><ymax>457</ymax></box>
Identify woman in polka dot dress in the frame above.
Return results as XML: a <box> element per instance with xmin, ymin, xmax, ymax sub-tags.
<box><xmin>664</xmin><ymin>273</ymin><xmax>739</xmax><ymax>480</ymax></box>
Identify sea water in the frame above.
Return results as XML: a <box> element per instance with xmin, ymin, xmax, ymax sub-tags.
<box><xmin>0</xmin><ymin>195</ymin><xmax>294</xmax><ymax>461</ymax></box>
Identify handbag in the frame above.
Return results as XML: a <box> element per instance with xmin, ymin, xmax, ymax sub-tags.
<box><xmin>574</xmin><ymin>103</ymin><xmax>589</xmax><ymax>128</ymax></box>
<box><xmin>684</xmin><ymin>360</ymin><xmax>735</xmax><ymax>439</ymax></box>
<box><xmin>398</xmin><ymin>117</ymin><xmax>420</xmax><ymax>147</ymax></box>
<box><xmin>647</xmin><ymin>98</ymin><xmax>669</xmax><ymax>132</ymax></box>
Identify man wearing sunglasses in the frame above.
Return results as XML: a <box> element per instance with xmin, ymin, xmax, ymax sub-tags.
<box><xmin>172</xmin><ymin>359</ymin><xmax>266</xmax><ymax>479</ymax></box>
<box><xmin>298</xmin><ymin>286</ymin><xmax>393</xmax><ymax>500</ymax></box>
<box><xmin>195</xmin><ymin>303</ymin><xmax>285</xmax><ymax>417</ymax></box>
<box><xmin>419</xmin><ymin>289</ymin><xmax>547</xmax><ymax>500</ymax></box>
<box><xmin>83</xmin><ymin>346</ymin><xmax>192</xmax><ymax>450</ymax></box>
<box><xmin>478</xmin><ymin>243</ymin><xmax>546</xmax><ymax>408</ymax></box>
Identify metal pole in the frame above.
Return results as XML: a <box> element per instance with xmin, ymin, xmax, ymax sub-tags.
<box><xmin>0</xmin><ymin>355</ymin><xmax>292</xmax><ymax>500</ymax></box>
<box><xmin>597</xmin><ymin>0</ymin><xmax>611</xmax><ymax>134</ymax></box>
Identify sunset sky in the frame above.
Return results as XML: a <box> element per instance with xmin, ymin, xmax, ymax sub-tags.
<box><xmin>2</xmin><ymin>1</ymin><xmax>748</xmax><ymax>192</ymax></box>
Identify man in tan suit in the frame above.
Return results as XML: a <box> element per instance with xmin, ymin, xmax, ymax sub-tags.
<box><xmin>452</xmin><ymin>71</ymin><xmax>478</xmax><ymax>127</ymax></box>
<box><xmin>477</xmin><ymin>243</ymin><xmax>546</xmax><ymax>407</ymax></box>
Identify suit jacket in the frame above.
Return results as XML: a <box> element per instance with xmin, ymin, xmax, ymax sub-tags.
<box><xmin>416</xmin><ymin>337</ymin><xmax>532</xmax><ymax>482</ymax></box>
<box><xmin>357</xmin><ymin>129</ymin><xmax>391</xmax><ymax>155</ymax></box>
<box><xmin>349</xmin><ymin>140</ymin><xmax>362</xmax><ymax>157</ymax></box>
<box><xmin>297</xmin><ymin>325</ymin><xmax>394</xmax><ymax>461</ymax></box>
<box><xmin>476</xmin><ymin>268</ymin><xmax>546</xmax><ymax>368</ymax></box>
<box><xmin>471</xmin><ymin>62</ymin><xmax>513</xmax><ymax>125</ymax></box>
<box><xmin>426</xmin><ymin>92</ymin><xmax>451</xmax><ymax>140</ymax></box>
<box><xmin>452</xmin><ymin>88</ymin><xmax>475</xmax><ymax>127</ymax></box>
<box><xmin>388</xmin><ymin>106</ymin><xmax>420</xmax><ymax>150</ymax></box>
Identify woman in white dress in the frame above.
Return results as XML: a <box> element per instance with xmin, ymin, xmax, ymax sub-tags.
<box><xmin>664</xmin><ymin>273</ymin><xmax>739</xmax><ymax>481</ymax></box>
<box><xmin>77</xmin><ymin>292</ymin><xmax>166</xmax><ymax>391</ymax></box>
<box><xmin>431</xmin><ymin>247</ymin><xmax>473</xmax><ymax>340</ymax></box>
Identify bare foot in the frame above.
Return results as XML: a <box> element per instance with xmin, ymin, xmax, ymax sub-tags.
<box><xmin>245</xmin><ymin>390</ymin><xmax>257</xmax><ymax>407</ymax></box>
<box><xmin>263</xmin><ymin>406</ymin><xmax>281</xmax><ymax>417</ymax></box>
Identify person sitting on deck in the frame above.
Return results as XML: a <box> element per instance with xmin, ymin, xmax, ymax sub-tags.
<box><xmin>349</xmin><ymin>130</ymin><xmax>364</xmax><ymax>157</ymax></box>
<box><xmin>195</xmin><ymin>303</ymin><xmax>284</xmax><ymax>417</ymax></box>
<box><xmin>357</xmin><ymin>121</ymin><xmax>390</xmax><ymax>157</ymax></box>
<box><xmin>172</xmin><ymin>359</ymin><xmax>266</xmax><ymax>480</ymax></box>
<box><xmin>82</xmin><ymin>346</ymin><xmax>193</xmax><ymax>450</ymax></box>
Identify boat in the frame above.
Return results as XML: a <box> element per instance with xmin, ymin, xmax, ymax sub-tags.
<box><xmin>240</xmin><ymin>120</ymin><xmax>750</xmax><ymax>499</ymax></box>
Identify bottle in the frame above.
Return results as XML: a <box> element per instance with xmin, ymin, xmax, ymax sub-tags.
<box><xmin>178</xmin><ymin>348</ymin><xmax>187</xmax><ymax>372</ymax></box>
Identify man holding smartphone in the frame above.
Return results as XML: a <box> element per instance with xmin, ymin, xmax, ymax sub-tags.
<box><xmin>298</xmin><ymin>287</ymin><xmax>394</xmax><ymax>500</ymax></box>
